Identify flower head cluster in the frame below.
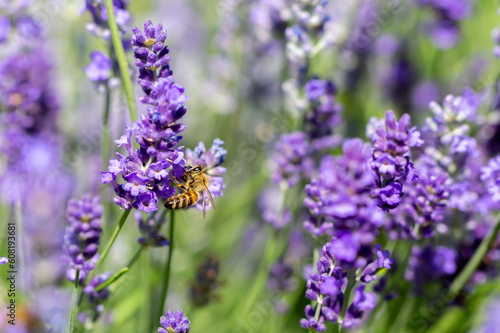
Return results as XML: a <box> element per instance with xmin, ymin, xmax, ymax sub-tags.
<box><xmin>425</xmin><ymin>89</ymin><xmax>480</xmax><ymax>157</ymax></box>
<box><xmin>301</xmin><ymin>240</ymin><xmax>392</xmax><ymax>331</ymax></box>
<box><xmin>132</xmin><ymin>20</ymin><xmax>173</xmax><ymax>96</ymax></box>
<box><xmin>81</xmin><ymin>0</ymin><xmax>130</xmax><ymax>42</ymax></box>
<box><xmin>0</xmin><ymin>49</ymin><xmax>59</xmax><ymax>133</ymax></box>
<box><xmin>135</xmin><ymin>211</ymin><xmax>169</xmax><ymax>247</ymax></box>
<box><xmin>63</xmin><ymin>194</ymin><xmax>103</xmax><ymax>283</ymax></box>
<box><xmin>481</xmin><ymin>156</ymin><xmax>500</xmax><ymax>202</ymax></box>
<box><xmin>304</xmin><ymin>139</ymin><xmax>384</xmax><ymax>240</ymax></box>
<box><xmin>405</xmin><ymin>245</ymin><xmax>457</xmax><ymax>294</ymax></box>
<box><xmin>185</xmin><ymin>138</ymin><xmax>227</xmax><ymax>209</ymax></box>
<box><xmin>249</xmin><ymin>0</ymin><xmax>292</xmax><ymax>42</ymax></box>
<box><xmin>285</xmin><ymin>0</ymin><xmax>333</xmax><ymax>73</ymax></box>
<box><xmin>304</xmin><ymin>78</ymin><xmax>342</xmax><ymax>150</ymax></box>
<box><xmin>79</xmin><ymin>272</ymin><xmax>112</xmax><ymax>324</ymax></box>
<box><xmin>158</xmin><ymin>309</ymin><xmax>190</xmax><ymax>333</ymax></box>
<box><xmin>101</xmin><ymin>20</ymin><xmax>190</xmax><ymax>213</ymax></box>
<box><xmin>368</xmin><ymin>110</ymin><xmax>423</xmax><ymax>210</ymax></box>
<box><xmin>189</xmin><ymin>255</ymin><xmax>220</xmax><ymax>307</ymax></box>
<box><xmin>416</xmin><ymin>0</ymin><xmax>474</xmax><ymax>49</ymax></box>
<box><xmin>389</xmin><ymin>157</ymin><xmax>452</xmax><ymax>239</ymax></box>
<box><xmin>272</xmin><ymin>132</ymin><xmax>314</xmax><ymax>187</ymax></box>
<box><xmin>85</xmin><ymin>51</ymin><xmax>112</xmax><ymax>83</ymax></box>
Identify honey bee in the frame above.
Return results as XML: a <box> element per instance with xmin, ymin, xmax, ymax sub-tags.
<box><xmin>164</xmin><ymin>164</ymin><xmax>215</xmax><ymax>219</ymax></box>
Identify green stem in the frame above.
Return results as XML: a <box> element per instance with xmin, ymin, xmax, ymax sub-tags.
<box><xmin>241</xmin><ymin>231</ymin><xmax>278</xmax><ymax>316</ymax></box>
<box><xmin>448</xmin><ymin>213</ymin><xmax>500</xmax><ymax>298</ymax></box>
<box><xmin>95</xmin><ymin>267</ymin><xmax>128</xmax><ymax>292</ymax></box>
<box><xmin>157</xmin><ymin>211</ymin><xmax>175</xmax><ymax>320</ymax></box>
<box><xmin>103</xmin><ymin>0</ymin><xmax>137</xmax><ymax>122</ymax></box>
<box><xmin>127</xmin><ymin>246</ymin><xmax>144</xmax><ymax>269</ymax></box>
<box><xmin>336</xmin><ymin>270</ymin><xmax>356</xmax><ymax>333</ymax></box>
<box><xmin>86</xmin><ymin>209</ymin><xmax>131</xmax><ymax>284</ymax></box>
<box><xmin>68</xmin><ymin>270</ymin><xmax>80</xmax><ymax>333</ymax></box>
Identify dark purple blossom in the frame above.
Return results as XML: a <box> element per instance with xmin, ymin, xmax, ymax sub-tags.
<box><xmin>63</xmin><ymin>194</ymin><xmax>103</xmax><ymax>283</ymax></box>
<box><xmin>416</xmin><ymin>0</ymin><xmax>474</xmax><ymax>49</ymax></box>
<box><xmin>85</xmin><ymin>51</ymin><xmax>112</xmax><ymax>82</ymax></box>
<box><xmin>135</xmin><ymin>211</ymin><xmax>169</xmax><ymax>247</ymax></box>
<box><xmin>102</xmin><ymin>20</ymin><xmax>193</xmax><ymax>212</ymax></box>
<box><xmin>405</xmin><ymin>245</ymin><xmax>457</xmax><ymax>294</ymax></box>
<box><xmin>79</xmin><ymin>272</ymin><xmax>112</xmax><ymax>324</ymax></box>
<box><xmin>304</xmin><ymin>79</ymin><xmax>343</xmax><ymax>150</ymax></box>
<box><xmin>301</xmin><ymin>238</ymin><xmax>390</xmax><ymax>331</ymax></box>
<box><xmin>368</xmin><ymin>110</ymin><xmax>423</xmax><ymax>210</ymax></box>
<box><xmin>481</xmin><ymin>156</ymin><xmax>500</xmax><ymax>202</ymax></box>
<box><xmin>158</xmin><ymin>309</ymin><xmax>190</xmax><ymax>333</ymax></box>
<box><xmin>81</xmin><ymin>0</ymin><xmax>130</xmax><ymax>41</ymax></box>
<box><xmin>189</xmin><ymin>255</ymin><xmax>220</xmax><ymax>307</ymax></box>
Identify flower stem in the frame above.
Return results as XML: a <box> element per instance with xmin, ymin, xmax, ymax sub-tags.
<box><xmin>68</xmin><ymin>270</ymin><xmax>80</xmax><ymax>333</ymax></box>
<box><xmin>336</xmin><ymin>270</ymin><xmax>356</xmax><ymax>333</ymax></box>
<box><xmin>157</xmin><ymin>210</ymin><xmax>175</xmax><ymax>321</ymax></box>
<box><xmin>103</xmin><ymin>0</ymin><xmax>137</xmax><ymax>122</ymax></box>
<box><xmin>86</xmin><ymin>209</ymin><xmax>131</xmax><ymax>284</ymax></box>
<box><xmin>448</xmin><ymin>213</ymin><xmax>500</xmax><ymax>298</ymax></box>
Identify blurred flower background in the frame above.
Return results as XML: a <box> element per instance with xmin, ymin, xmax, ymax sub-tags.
<box><xmin>1</xmin><ymin>0</ymin><xmax>500</xmax><ymax>332</ymax></box>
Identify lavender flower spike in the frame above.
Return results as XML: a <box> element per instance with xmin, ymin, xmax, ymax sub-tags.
<box><xmin>63</xmin><ymin>194</ymin><xmax>103</xmax><ymax>283</ymax></box>
<box><xmin>158</xmin><ymin>308</ymin><xmax>190</xmax><ymax>333</ymax></box>
<box><xmin>368</xmin><ymin>110</ymin><xmax>423</xmax><ymax>210</ymax></box>
<box><xmin>101</xmin><ymin>20</ymin><xmax>190</xmax><ymax>213</ymax></box>
<box><xmin>481</xmin><ymin>156</ymin><xmax>500</xmax><ymax>202</ymax></box>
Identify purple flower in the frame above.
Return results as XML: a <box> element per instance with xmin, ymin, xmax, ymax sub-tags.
<box><xmin>185</xmin><ymin>138</ymin><xmax>227</xmax><ymax>209</ymax></box>
<box><xmin>416</xmin><ymin>0</ymin><xmax>473</xmax><ymax>49</ymax></box>
<box><xmin>0</xmin><ymin>257</ymin><xmax>8</xmax><ymax>265</ymax></box>
<box><xmin>301</xmin><ymin>238</ymin><xmax>392</xmax><ymax>330</ymax></box>
<box><xmin>63</xmin><ymin>194</ymin><xmax>103</xmax><ymax>283</ymax></box>
<box><xmin>81</xmin><ymin>0</ymin><xmax>130</xmax><ymax>41</ymax></box>
<box><xmin>368</xmin><ymin>110</ymin><xmax>423</xmax><ymax>210</ymax></box>
<box><xmin>425</xmin><ymin>89</ymin><xmax>480</xmax><ymax>156</ymax></box>
<box><xmin>135</xmin><ymin>211</ymin><xmax>169</xmax><ymax>247</ymax></box>
<box><xmin>389</xmin><ymin>157</ymin><xmax>452</xmax><ymax>239</ymax></box>
<box><xmin>272</xmin><ymin>132</ymin><xmax>314</xmax><ymax>187</ymax></box>
<box><xmin>158</xmin><ymin>309</ymin><xmax>190</xmax><ymax>333</ymax></box>
<box><xmin>85</xmin><ymin>51</ymin><xmax>112</xmax><ymax>82</ymax></box>
<box><xmin>304</xmin><ymin>79</ymin><xmax>343</xmax><ymax>150</ymax></box>
<box><xmin>102</xmin><ymin>20</ymin><xmax>195</xmax><ymax>212</ymax></box>
<box><xmin>0</xmin><ymin>48</ymin><xmax>59</xmax><ymax>132</ymax></box>
<box><xmin>79</xmin><ymin>272</ymin><xmax>112</xmax><ymax>325</ymax></box>
<box><xmin>481</xmin><ymin>156</ymin><xmax>500</xmax><ymax>202</ymax></box>
<box><xmin>304</xmin><ymin>139</ymin><xmax>384</xmax><ymax>240</ymax></box>
<box><xmin>405</xmin><ymin>245</ymin><xmax>457</xmax><ymax>294</ymax></box>
<box><xmin>0</xmin><ymin>16</ymin><xmax>10</xmax><ymax>43</ymax></box>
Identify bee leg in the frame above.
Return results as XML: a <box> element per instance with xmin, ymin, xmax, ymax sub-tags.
<box><xmin>172</xmin><ymin>177</ymin><xmax>188</xmax><ymax>192</ymax></box>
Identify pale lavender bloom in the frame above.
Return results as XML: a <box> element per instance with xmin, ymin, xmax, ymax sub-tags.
<box><xmin>158</xmin><ymin>309</ymin><xmax>190</xmax><ymax>333</ymax></box>
<box><xmin>0</xmin><ymin>257</ymin><xmax>7</xmax><ymax>265</ymax></box>
<box><xmin>85</xmin><ymin>51</ymin><xmax>112</xmax><ymax>82</ymax></box>
<box><xmin>272</xmin><ymin>132</ymin><xmax>314</xmax><ymax>187</ymax></box>
<box><xmin>63</xmin><ymin>194</ymin><xmax>103</xmax><ymax>283</ymax></box>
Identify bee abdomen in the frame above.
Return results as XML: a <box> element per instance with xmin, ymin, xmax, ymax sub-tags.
<box><xmin>164</xmin><ymin>191</ymin><xmax>199</xmax><ymax>209</ymax></box>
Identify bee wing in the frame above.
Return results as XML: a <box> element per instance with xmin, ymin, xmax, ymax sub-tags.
<box><xmin>203</xmin><ymin>183</ymin><xmax>216</xmax><ymax>210</ymax></box>
<box><xmin>201</xmin><ymin>190</ymin><xmax>207</xmax><ymax>220</ymax></box>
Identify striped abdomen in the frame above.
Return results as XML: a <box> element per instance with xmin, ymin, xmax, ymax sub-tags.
<box><xmin>164</xmin><ymin>190</ymin><xmax>200</xmax><ymax>210</ymax></box>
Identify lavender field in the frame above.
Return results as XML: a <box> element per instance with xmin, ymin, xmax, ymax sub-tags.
<box><xmin>1</xmin><ymin>0</ymin><xmax>500</xmax><ymax>332</ymax></box>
